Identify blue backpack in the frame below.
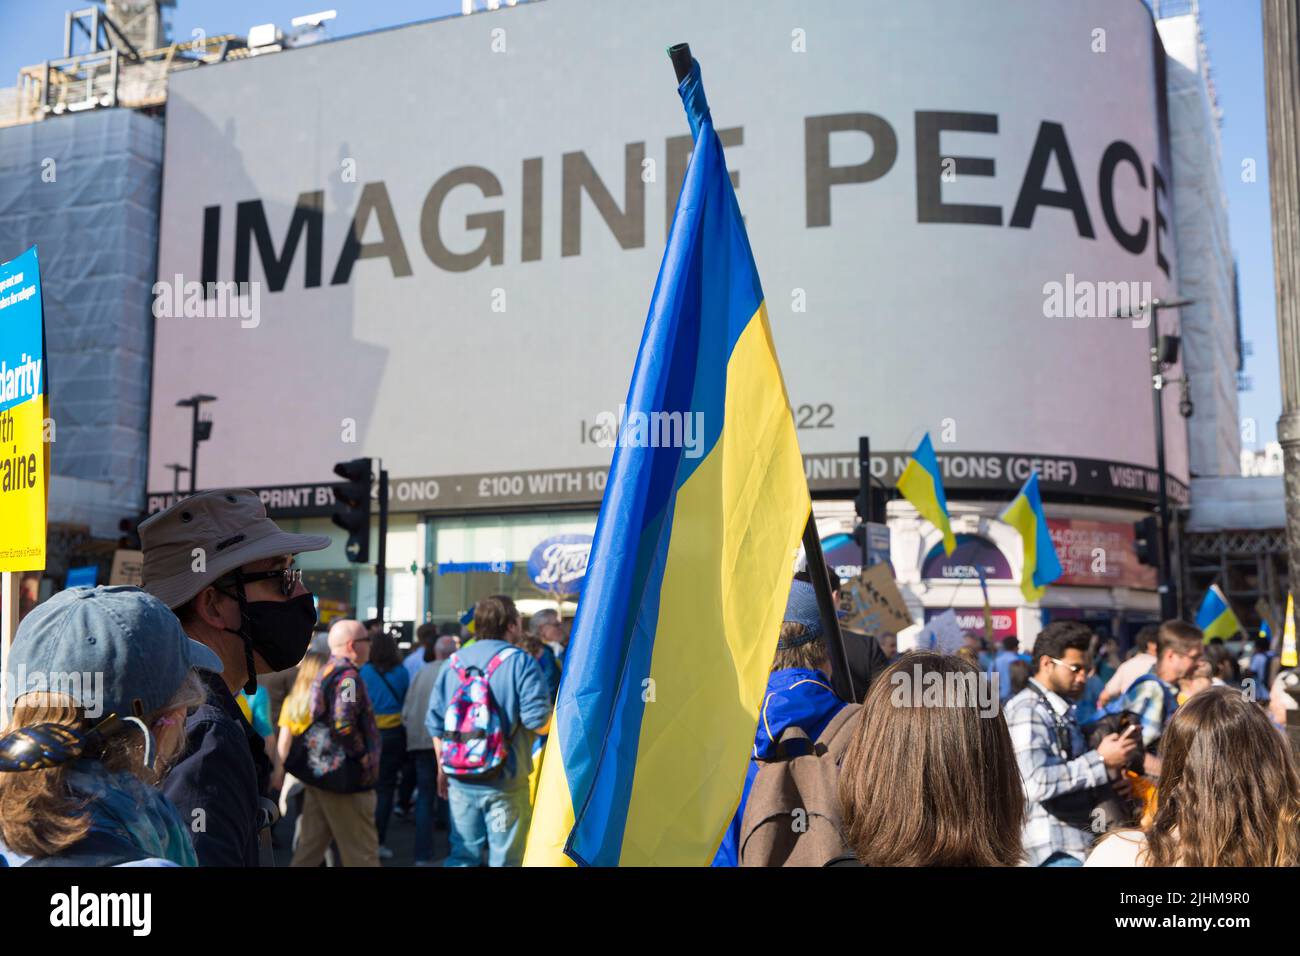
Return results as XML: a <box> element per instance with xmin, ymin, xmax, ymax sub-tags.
<box><xmin>1081</xmin><ymin>672</ymin><xmax>1178</xmax><ymax>752</ymax></box>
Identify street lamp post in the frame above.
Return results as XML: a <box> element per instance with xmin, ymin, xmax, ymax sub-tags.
<box><xmin>175</xmin><ymin>394</ymin><xmax>216</xmax><ymax>495</ymax></box>
<box><xmin>165</xmin><ymin>463</ymin><xmax>190</xmax><ymax>502</ymax></box>
<box><xmin>1118</xmin><ymin>297</ymin><xmax>1194</xmax><ymax>621</ymax></box>
<box><xmin>1148</xmin><ymin>298</ymin><xmax>1193</xmax><ymax>620</ymax></box>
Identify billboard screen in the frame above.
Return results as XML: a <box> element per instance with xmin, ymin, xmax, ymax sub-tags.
<box><xmin>1048</xmin><ymin>517</ymin><xmax>1159</xmax><ymax>589</ymax></box>
<box><xmin>150</xmin><ymin>0</ymin><xmax>1183</xmax><ymax>512</ymax></box>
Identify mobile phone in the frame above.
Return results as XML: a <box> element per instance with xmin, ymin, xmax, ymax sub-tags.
<box><xmin>1116</xmin><ymin>712</ymin><xmax>1143</xmax><ymax>772</ymax></box>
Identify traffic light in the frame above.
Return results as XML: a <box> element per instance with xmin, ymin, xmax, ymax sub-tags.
<box><xmin>853</xmin><ymin>487</ymin><xmax>888</xmax><ymax>525</ymax></box>
<box><xmin>1133</xmin><ymin>515</ymin><xmax>1158</xmax><ymax>567</ymax></box>
<box><xmin>848</xmin><ymin>522</ymin><xmax>867</xmax><ymax>557</ymax></box>
<box><xmin>853</xmin><ymin>488</ymin><xmax>869</xmax><ymax>525</ymax></box>
<box><xmin>332</xmin><ymin>458</ymin><xmax>373</xmax><ymax>564</ymax></box>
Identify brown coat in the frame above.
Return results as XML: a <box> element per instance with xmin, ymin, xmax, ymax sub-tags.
<box><xmin>737</xmin><ymin>702</ymin><xmax>862</xmax><ymax>867</ymax></box>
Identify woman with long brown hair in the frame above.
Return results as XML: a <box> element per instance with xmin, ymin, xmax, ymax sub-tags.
<box><xmin>360</xmin><ymin>631</ymin><xmax>410</xmax><ymax>858</ymax></box>
<box><xmin>835</xmin><ymin>652</ymin><xmax>1025</xmax><ymax>866</ymax></box>
<box><xmin>1086</xmin><ymin>686</ymin><xmax>1300</xmax><ymax>866</ymax></box>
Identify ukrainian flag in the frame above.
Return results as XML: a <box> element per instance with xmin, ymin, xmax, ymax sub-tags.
<box><xmin>524</xmin><ymin>57</ymin><xmax>810</xmax><ymax>866</ymax></box>
<box><xmin>1000</xmin><ymin>472</ymin><xmax>1062</xmax><ymax>602</ymax></box>
<box><xmin>896</xmin><ymin>434</ymin><xmax>955</xmax><ymax>556</ymax></box>
<box><xmin>1195</xmin><ymin>584</ymin><xmax>1241</xmax><ymax>642</ymax></box>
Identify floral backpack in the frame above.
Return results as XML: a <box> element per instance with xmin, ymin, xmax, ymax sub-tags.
<box><xmin>439</xmin><ymin>648</ymin><xmax>517</xmax><ymax>779</ymax></box>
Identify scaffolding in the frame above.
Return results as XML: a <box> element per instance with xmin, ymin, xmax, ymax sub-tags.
<box><xmin>0</xmin><ymin>3</ymin><xmax>246</xmax><ymax>128</ymax></box>
<box><xmin>1183</xmin><ymin>529</ymin><xmax>1289</xmax><ymax>636</ymax></box>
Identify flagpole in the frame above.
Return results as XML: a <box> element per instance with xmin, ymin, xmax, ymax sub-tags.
<box><xmin>666</xmin><ymin>42</ymin><xmax>854</xmax><ymax>703</ymax></box>
<box><xmin>803</xmin><ymin>518</ymin><xmax>856</xmax><ymax>701</ymax></box>
<box><xmin>668</xmin><ymin>42</ymin><xmax>693</xmax><ymax>82</ymax></box>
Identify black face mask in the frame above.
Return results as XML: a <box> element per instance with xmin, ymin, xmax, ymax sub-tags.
<box><xmin>225</xmin><ymin>592</ymin><xmax>318</xmax><ymax>693</ymax></box>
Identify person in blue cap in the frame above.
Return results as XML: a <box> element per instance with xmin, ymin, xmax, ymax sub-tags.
<box><xmin>0</xmin><ymin>585</ymin><xmax>223</xmax><ymax>867</ymax></box>
<box><xmin>712</xmin><ymin>578</ymin><xmax>847</xmax><ymax>866</ymax></box>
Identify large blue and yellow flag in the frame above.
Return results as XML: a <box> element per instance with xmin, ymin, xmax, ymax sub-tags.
<box><xmin>1195</xmin><ymin>584</ymin><xmax>1241</xmax><ymax>642</ymax></box>
<box><xmin>524</xmin><ymin>58</ymin><xmax>810</xmax><ymax>866</ymax></box>
<box><xmin>896</xmin><ymin>433</ymin><xmax>955</xmax><ymax>556</ymax></box>
<box><xmin>1000</xmin><ymin>472</ymin><xmax>1062</xmax><ymax>602</ymax></box>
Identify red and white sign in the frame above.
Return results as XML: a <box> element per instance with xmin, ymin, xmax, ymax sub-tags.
<box><xmin>926</xmin><ymin>607</ymin><xmax>1018</xmax><ymax>640</ymax></box>
<box><xmin>1047</xmin><ymin>518</ymin><xmax>1157</xmax><ymax>590</ymax></box>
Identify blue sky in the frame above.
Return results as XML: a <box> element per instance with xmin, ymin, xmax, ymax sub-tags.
<box><xmin>0</xmin><ymin>0</ymin><xmax>1281</xmax><ymax>449</ymax></box>
<box><xmin>1195</xmin><ymin>0</ymin><xmax>1277</xmax><ymax>449</ymax></box>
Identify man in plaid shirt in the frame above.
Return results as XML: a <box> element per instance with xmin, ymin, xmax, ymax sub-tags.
<box><xmin>1004</xmin><ymin>621</ymin><xmax>1138</xmax><ymax>866</ymax></box>
<box><xmin>1118</xmin><ymin>620</ymin><xmax>1203</xmax><ymax>776</ymax></box>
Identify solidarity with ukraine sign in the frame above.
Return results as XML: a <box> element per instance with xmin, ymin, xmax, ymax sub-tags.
<box><xmin>0</xmin><ymin>247</ymin><xmax>47</xmax><ymax>572</ymax></box>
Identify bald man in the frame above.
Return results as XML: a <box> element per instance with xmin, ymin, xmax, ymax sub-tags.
<box><xmin>329</xmin><ymin>619</ymin><xmax>372</xmax><ymax>665</ymax></box>
<box><xmin>289</xmin><ymin>619</ymin><xmax>381</xmax><ymax>867</ymax></box>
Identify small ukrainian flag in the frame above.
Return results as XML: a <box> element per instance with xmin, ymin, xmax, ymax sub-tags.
<box><xmin>1000</xmin><ymin>472</ymin><xmax>1063</xmax><ymax>602</ymax></box>
<box><xmin>896</xmin><ymin>433</ymin><xmax>956</xmax><ymax>556</ymax></box>
<box><xmin>1195</xmin><ymin>584</ymin><xmax>1241</xmax><ymax>642</ymax></box>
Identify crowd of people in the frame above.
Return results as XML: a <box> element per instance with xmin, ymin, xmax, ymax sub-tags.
<box><xmin>1</xmin><ymin>486</ymin><xmax>1298</xmax><ymax>868</ymax></box>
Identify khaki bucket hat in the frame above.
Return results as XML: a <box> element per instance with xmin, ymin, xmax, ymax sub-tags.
<box><xmin>139</xmin><ymin>488</ymin><xmax>331</xmax><ymax>609</ymax></box>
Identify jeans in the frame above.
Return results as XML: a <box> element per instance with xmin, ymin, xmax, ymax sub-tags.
<box><xmin>445</xmin><ymin>780</ymin><xmax>531</xmax><ymax>867</ymax></box>
<box><xmin>375</xmin><ymin>726</ymin><xmax>407</xmax><ymax>845</ymax></box>
<box><xmin>412</xmin><ymin>749</ymin><xmax>439</xmax><ymax>863</ymax></box>
<box><xmin>1041</xmin><ymin>851</ymin><xmax>1084</xmax><ymax>867</ymax></box>
<box><xmin>397</xmin><ymin>749</ymin><xmax>418</xmax><ymax>811</ymax></box>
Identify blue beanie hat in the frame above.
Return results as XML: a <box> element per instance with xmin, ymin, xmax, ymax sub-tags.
<box><xmin>778</xmin><ymin>579</ymin><xmax>824</xmax><ymax>648</ymax></box>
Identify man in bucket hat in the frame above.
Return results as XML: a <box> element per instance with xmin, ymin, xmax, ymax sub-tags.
<box><xmin>139</xmin><ymin>489</ymin><xmax>330</xmax><ymax>866</ymax></box>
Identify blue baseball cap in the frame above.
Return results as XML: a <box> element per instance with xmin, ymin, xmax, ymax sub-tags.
<box><xmin>779</xmin><ymin>579</ymin><xmax>825</xmax><ymax>648</ymax></box>
<box><xmin>3</xmin><ymin>585</ymin><xmax>222</xmax><ymax>724</ymax></box>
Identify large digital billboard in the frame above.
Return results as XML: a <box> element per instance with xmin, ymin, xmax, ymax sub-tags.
<box><xmin>149</xmin><ymin>0</ymin><xmax>1184</xmax><ymax>512</ymax></box>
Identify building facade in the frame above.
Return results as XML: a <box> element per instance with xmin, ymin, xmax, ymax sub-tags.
<box><xmin>0</xmin><ymin>0</ymin><xmax>1251</xmax><ymax>641</ymax></box>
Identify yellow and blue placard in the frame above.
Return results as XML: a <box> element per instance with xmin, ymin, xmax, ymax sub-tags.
<box><xmin>524</xmin><ymin>57</ymin><xmax>810</xmax><ymax>866</ymax></box>
<box><xmin>1195</xmin><ymin>583</ymin><xmax>1241</xmax><ymax>642</ymax></box>
<box><xmin>896</xmin><ymin>433</ymin><xmax>956</xmax><ymax>555</ymax></box>
<box><xmin>0</xmin><ymin>247</ymin><xmax>47</xmax><ymax>572</ymax></box>
<box><xmin>1000</xmin><ymin>472</ymin><xmax>1062</xmax><ymax>602</ymax></box>
<box><xmin>1282</xmin><ymin>593</ymin><xmax>1296</xmax><ymax>668</ymax></box>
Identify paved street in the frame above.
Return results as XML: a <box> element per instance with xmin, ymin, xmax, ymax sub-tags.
<box><xmin>271</xmin><ymin>795</ymin><xmax>452</xmax><ymax>867</ymax></box>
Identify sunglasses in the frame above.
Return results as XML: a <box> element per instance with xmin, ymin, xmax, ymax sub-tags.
<box><xmin>1048</xmin><ymin>657</ymin><xmax>1088</xmax><ymax>675</ymax></box>
<box><xmin>222</xmin><ymin>567</ymin><xmax>304</xmax><ymax>598</ymax></box>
